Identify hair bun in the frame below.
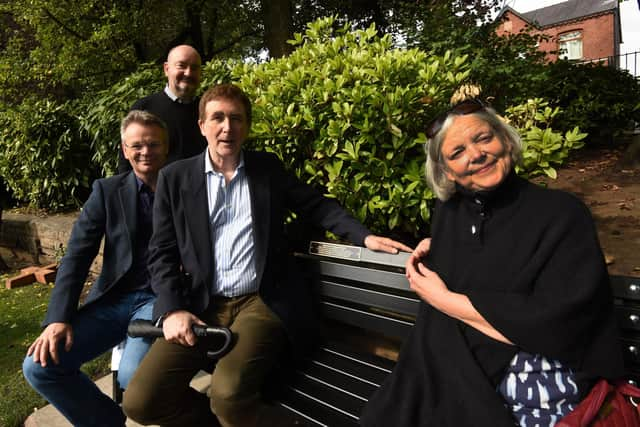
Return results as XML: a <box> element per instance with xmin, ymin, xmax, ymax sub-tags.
<box><xmin>450</xmin><ymin>84</ymin><xmax>482</xmax><ymax>106</ymax></box>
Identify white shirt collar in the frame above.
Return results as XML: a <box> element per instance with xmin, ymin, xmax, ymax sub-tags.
<box><xmin>205</xmin><ymin>149</ymin><xmax>245</xmax><ymax>175</ymax></box>
<box><xmin>163</xmin><ymin>85</ymin><xmax>195</xmax><ymax>104</ymax></box>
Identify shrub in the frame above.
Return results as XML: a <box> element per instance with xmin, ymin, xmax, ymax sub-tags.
<box><xmin>17</xmin><ymin>17</ymin><xmax>587</xmax><ymax>236</ymax></box>
<box><xmin>540</xmin><ymin>61</ymin><xmax>640</xmax><ymax>144</ymax></box>
<box><xmin>81</xmin><ymin>60</ymin><xmax>236</xmax><ymax>177</ymax></box>
<box><xmin>0</xmin><ymin>98</ymin><xmax>91</xmax><ymax>210</ymax></box>
<box><xmin>75</xmin><ymin>18</ymin><xmax>472</xmax><ymax>236</ymax></box>
<box><xmin>78</xmin><ymin>63</ymin><xmax>164</xmax><ymax>177</ymax></box>
<box><xmin>236</xmin><ymin>17</ymin><xmax>471</xmax><ymax>236</ymax></box>
<box><xmin>506</xmin><ymin>98</ymin><xmax>586</xmax><ymax>179</ymax></box>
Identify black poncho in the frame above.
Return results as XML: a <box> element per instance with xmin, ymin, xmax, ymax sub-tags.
<box><xmin>360</xmin><ymin>173</ymin><xmax>624</xmax><ymax>427</ymax></box>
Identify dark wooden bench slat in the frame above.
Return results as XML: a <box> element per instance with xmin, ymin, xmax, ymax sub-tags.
<box><xmin>320</xmin><ymin>301</ymin><xmax>413</xmax><ymax>341</ymax></box>
<box><xmin>311</xmin><ymin>347</ymin><xmax>392</xmax><ymax>387</ymax></box>
<box><xmin>300</xmin><ymin>363</ymin><xmax>378</xmax><ymax>400</ymax></box>
<box><xmin>320</xmin><ymin>342</ymin><xmax>396</xmax><ymax>372</ymax></box>
<box><xmin>287</xmin><ymin>371</ymin><xmax>366</xmax><ymax>415</ymax></box>
<box><xmin>309</xmin><ymin>258</ymin><xmax>409</xmax><ymax>291</ymax></box>
<box><xmin>290</xmin><ymin>376</ymin><xmax>366</xmax><ymax>422</ymax></box>
<box><xmin>620</xmin><ymin>336</ymin><xmax>640</xmax><ymax>365</ymax></box>
<box><xmin>278</xmin><ymin>387</ymin><xmax>360</xmax><ymax>427</ymax></box>
<box><xmin>616</xmin><ymin>305</ymin><xmax>640</xmax><ymax>332</ymax></box>
<box><xmin>318</xmin><ymin>279</ymin><xmax>419</xmax><ymax>318</ymax></box>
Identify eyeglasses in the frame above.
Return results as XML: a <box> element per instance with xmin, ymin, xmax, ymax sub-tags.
<box><xmin>425</xmin><ymin>99</ymin><xmax>485</xmax><ymax>139</ymax></box>
<box><xmin>123</xmin><ymin>142</ymin><xmax>165</xmax><ymax>152</ymax></box>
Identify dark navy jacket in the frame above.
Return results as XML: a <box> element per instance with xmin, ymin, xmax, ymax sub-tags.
<box><xmin>44</xmin><ymin>172</ymin><xmax>142</xmax><ymax>326</ymax></box>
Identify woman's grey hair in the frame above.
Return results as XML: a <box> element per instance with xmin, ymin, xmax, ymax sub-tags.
<box><xmin>120</xmin><ymin>110</ymin><xmax>169</xmax><ymax>144</ymax></box>
<box><xmin>424</xmin><ymin>107</ymin><xmax>523</xmax><ymax>201</ymax></box>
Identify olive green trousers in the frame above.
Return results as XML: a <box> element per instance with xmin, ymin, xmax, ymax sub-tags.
<box><xmin>123</xmin><ymin>294</ymin><xmax>286</xmax><ymax>427</ymax></box>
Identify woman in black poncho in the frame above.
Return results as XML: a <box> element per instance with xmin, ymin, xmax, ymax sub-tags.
<box><xmin>360</xmin><ymin>99</ymin><xmax>624</xmax><ymax>427</ymax></box>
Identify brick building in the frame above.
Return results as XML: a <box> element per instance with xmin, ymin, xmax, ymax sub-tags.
<box><xmin>496</xmin><ymin>0</ymin><xmax>621</xmax><ymax>63</ymax></box>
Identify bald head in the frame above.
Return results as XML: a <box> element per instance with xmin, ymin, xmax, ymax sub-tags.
<box><xmin>164</xmin><ymin>45</ymin><xmax>202</xmax><ymax>101</ymax></box>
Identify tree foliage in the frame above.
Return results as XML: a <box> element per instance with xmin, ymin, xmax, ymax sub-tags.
<box><xmin>507</xmin><ymin>99</ymin><xmax>586</xmax><ymax>179</ymax></box>
<box><xmin>0</xmin><ymin>99</ymin><xmax>91</xmax><ymax>210</ymax></box>
<box><xmin>0</xmin><ymin>0</ymin><xmax>514</xmax><ymax>104</ymax></box>
<box><xmin>0</xmin><ymin>0</ymin><xmax>267</xmax><ymax>104</ymax></box>
<box><xmin>381</xmin><ymin>0</ymin><xmax>551</xmax><ymax>112</ymax></box>
<box><xmin>0</xmin><ymin>0</ymin><xmax>629</xmax><ymax>222</ymax></box>
<box><xmin>538</xmin><ymin>61</ymin><xmax>640</xmax><ymax>143</ymax></box>
<box><xmin>243</xmin><ymin>17</ymin><xmax>471</xmax><ymax>234</ymax></box>
<box><xmin>0</xmin><ymin>0</ymin><xmax>144</xmax><ymax>101</ymax></box>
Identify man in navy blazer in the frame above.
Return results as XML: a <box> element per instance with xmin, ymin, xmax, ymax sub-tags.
<box><xmin>23</xmin><ymin>110</ymin><xmax>169</xmax><ymax>427</ymax></box>
<box><xmin>123</xmin><ymin>84</ymin><xmax>411</xmax><ymax>427</ymax></box>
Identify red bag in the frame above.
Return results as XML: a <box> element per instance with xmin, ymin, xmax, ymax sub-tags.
<box><xmin>556</xmin><ymin>379</ymin><xmax>640</xmax><ymax>427</ymax></box>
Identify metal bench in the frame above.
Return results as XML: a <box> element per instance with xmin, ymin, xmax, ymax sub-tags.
<box><xmin>110</xmin><ymin>241</ymin><xmax>414</xmax><ymax>425</ymax></box>
<box><xmin>271</xmin><ymin>242</ymin><xmax>415</xmax><ymax>426</ymax></box>
<box><xmin>274</xmin><ymin>243</ymin><xmax>640</xmax><ymax>426</ymax></box>
<box><xmin>611</xmin><ymin>275</ymin><xmax>640</xmax><ymax>385</ymax></box>
<box><xmin>112</xmin><ymin>241</ymin><xmax>640</xmax><ymax>426</ymax></box>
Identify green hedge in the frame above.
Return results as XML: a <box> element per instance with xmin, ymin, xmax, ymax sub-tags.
<box><xmin>242</xmin><ymin>18</ymin><xmax>470</xmax><ymax>235</ymax></box>
<box><xmin>79</xmin><ymin>64</ymin><xmax>165</xmax><ymax>177</ymax></box>
<box><xmin>0</xmin><ymin>17</ymin><xmax>586</xmax><ymax>236</ymax></box>
<box><xmin>539</xmin><ymin>61</ymin><xmax>640</xmax><ymax>144</ymax></box>
<box><xmin>506</xmin><ymin>98</ymin><xmax>586</xmax><ymax>179</ymax></box>
<box><xmin>88</xmin><ymin>17</ymin><xmax>471</xmax><ymax>235</ymax></box>
<box><xmin>0</xmin><ymin>98</ymin><xmax>91</xmax><ymax>210</ymax></box>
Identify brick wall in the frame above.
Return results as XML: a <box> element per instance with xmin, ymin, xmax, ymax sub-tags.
<box><xmin>497</xmin><ymin>10</ymin><xmax>616</xmax><ymax>62</ymax></box>
<box><xmin>0</xmin><ymin>211</ymin><xmax>103</xmax><ymax>274</ymax></box>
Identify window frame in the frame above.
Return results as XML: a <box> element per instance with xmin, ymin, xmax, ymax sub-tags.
<box><xmin>558</xmin><ymin>30</ymin><xmax>583</xmax><ymax>61</ymax></box>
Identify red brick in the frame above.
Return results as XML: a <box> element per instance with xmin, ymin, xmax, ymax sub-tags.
<box><xmin>41</xmin><ymin>263</ymin><xmax>59</xmax><ymax>272</ymax></box>
<box><xmin>35</xmin><ymin>269</ymin><xmax>56</xmax><ymax>284</ymax></box>
<box><xmin>20</xmin><ymin>266</ymin><xmax>40</xmax><ymax>275</ymax></box>
<box><xmin>6</xmin><ymin>273</ymin><xmax>37</xmax><ymax>289</ymax></box>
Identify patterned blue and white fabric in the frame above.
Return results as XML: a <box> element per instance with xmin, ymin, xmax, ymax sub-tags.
<box><xmin>498</xmin><ymin>351</ymin><xmax>581</xmax><ymax>427</ymax></box>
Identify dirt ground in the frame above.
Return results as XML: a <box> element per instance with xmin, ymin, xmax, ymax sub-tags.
<box><xmin>535</xmin><ymin>145</ymin><xmax>640</xmax><ymax>277</ymax></box>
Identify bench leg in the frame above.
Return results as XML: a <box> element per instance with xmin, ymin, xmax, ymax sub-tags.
<box><xmin>112</xmin><ymin>370</ymin><xmax>123</xmax><ymax>404</ymax></box>
<box><xmin>0</xmin><ymin>251</ymin><xmax>8</xmax><ymax>272</ymax></box>
<box><xmin>111</xmin><ymin>342</ymin><xmax>125</xmax><ymax>404</ymax></box>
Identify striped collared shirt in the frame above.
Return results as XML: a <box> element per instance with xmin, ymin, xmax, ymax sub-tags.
<box><xmin>205</xmin><ymin>150</ymin><xmax>257</xmax><ymax>296</ymax></box>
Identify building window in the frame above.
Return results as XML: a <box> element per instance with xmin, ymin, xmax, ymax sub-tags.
<box><xmin>558</xmin><ymin>31</ymin><xmax>583</xmax><ymax>60</ymax></box>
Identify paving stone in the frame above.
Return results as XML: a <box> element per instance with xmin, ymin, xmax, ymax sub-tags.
<box><xmin>22</xmin><ymin>372</ymin><xmax>213</xmax><ymax>427</ymax></box>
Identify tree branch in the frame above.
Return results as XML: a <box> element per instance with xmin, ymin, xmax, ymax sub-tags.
<box><xmin>42</xmin><ymin>8</ymin><xmax>87</xmax><ymax>40</ymax></box>
<box><xmin>209</xmin><ymin>29</ymin><xmax>262</xmax><ymax>57</ymax></box>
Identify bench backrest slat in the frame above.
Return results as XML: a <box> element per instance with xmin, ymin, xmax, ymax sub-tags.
<box><xmin>302</xmin><ymin>256</ymin><xmax>409</xmax><ymax>291</ymax></box>
<box><xmin>318</xmin><ymin>280</ymin><xmax>419</xmax><ymax>318</ymax></box>
<box><xmin>320</xmin><ymin>301</ymin><xmax>414</xmax><ymax>340</ymax></box>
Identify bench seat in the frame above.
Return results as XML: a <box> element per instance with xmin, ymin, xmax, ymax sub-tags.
<box><xmin>275</xmin><ymin>248</ymin><xmax>640</xmax><ymax>425</ymax></box>
<box><xmin>113</xmin><ymin>242</ymin><xmax>640</xmax><ymax>426</ymax></box>
<box><xmin>276</xmin><ymin>342</ymin><xmax>394</xmax><ymax>426</ymax></box>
